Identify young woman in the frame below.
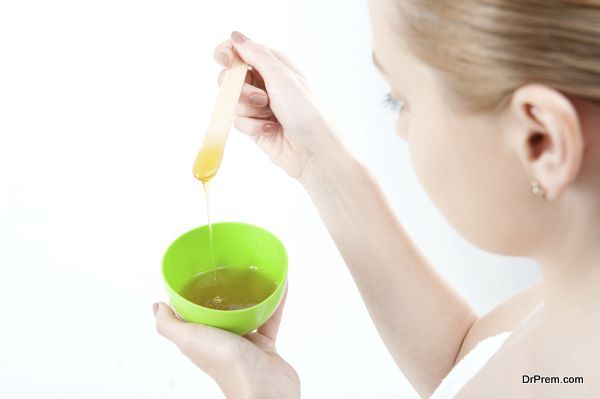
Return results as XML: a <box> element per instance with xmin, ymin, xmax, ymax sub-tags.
<box><xmin>153</xmin><ymin>1</ymin><xmax>600</xmax><ymax>397</ymax></box>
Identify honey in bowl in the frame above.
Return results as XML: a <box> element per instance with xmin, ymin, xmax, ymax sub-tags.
<box><xmin>180</xmin><ymin>266</ymin><xmax>277</xmax><ymax>311</ymax></box>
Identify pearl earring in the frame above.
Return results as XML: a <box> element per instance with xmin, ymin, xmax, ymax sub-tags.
<box><xmin>530</xmin><ymin>179</ymin><xmax>546</xmax><ymax>198</ymax></box>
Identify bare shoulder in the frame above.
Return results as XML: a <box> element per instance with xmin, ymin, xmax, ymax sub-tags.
<box><xmin>525</xmin><ymin>305</ymin><xmax>600</xmax><ymax>397</ymax></box>
<box><xmin>454</xmin><ymin>280</ymin><xmax>543</xmax><ymax>364</ymax></box>
<box><xmin>456</xmin><ymin>308</ymin><xmax>600</xmax><ymax>398</ymax></box>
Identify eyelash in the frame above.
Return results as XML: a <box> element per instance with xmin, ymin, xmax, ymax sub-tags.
<box><xmin>382</xmin><ymin>92</ymin><xmax>406</xmax><ymax>113</ymax></box>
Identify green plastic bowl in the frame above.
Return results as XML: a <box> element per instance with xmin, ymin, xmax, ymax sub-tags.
<box><xmin>162</xmin><ymin>222</ymin><xmax>288</xmax><ymax>335</ymax></box>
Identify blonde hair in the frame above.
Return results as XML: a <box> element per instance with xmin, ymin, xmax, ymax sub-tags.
<box><xmin>396</xmin><ymin>0</ymin><xmax>600</xmax><ymax>112</ymax></box>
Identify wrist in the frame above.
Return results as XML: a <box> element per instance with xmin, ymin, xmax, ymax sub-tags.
<box><xmin>298</xmin><ymin>137</ymin><xmax>364</xmax><ymax>194</ymax></box>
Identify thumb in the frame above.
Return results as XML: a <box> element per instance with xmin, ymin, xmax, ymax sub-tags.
<box><xmin>154</xmin><ymin>302</ymin><xmax>189</xmax><ymax>343</ymax></box>
<box><xmin>153</xmin><ymin>302</ymin><xmax>240</xmax><ymax>372</ymax></box>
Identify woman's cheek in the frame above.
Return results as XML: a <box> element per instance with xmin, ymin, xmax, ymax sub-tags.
<box><xmin>408</xmin><ymin>125</ymin><xmax>437</xmax><ymax>194</ymax></box>
<box><xmin>407</xmin><ymin>120</ymin><xmax>504</xmax><ymax>253</ymax></box>
<box><xmin>395</xmin><ymin>112</ymin><xmax>411</xmax><ymax>141</ymax></box>
<box><xmin>407</xmin><ymin>120</ymin><xmax>455</xmax><ymax>214</ymax></box>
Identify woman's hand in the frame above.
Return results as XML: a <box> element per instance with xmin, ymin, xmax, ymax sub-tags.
<box><xmin>213</xmin><ymin>31</ymin><xmax>346</xmax><ymax>182</ymax></box>
<box><xmin>153</xmin><ymin>287</ymin><xmax>299</xmax><ymax>399</ymax></box>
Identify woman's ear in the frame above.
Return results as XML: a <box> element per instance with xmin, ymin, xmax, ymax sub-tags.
<box><xmin>510</xmin><ymin>84</ymin><xmax>585</xmax><ymax>201</ymax></box>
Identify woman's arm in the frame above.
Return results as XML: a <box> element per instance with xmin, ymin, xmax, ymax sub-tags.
<box><xmin>215</xmin><ymin>33</ymin><xmax>477</xmax><ymax>396</ymax></box>
<box><xmin>299</xmin><ymin>144</ymin><xmax>477</xmax><ymax>397</ymax></box>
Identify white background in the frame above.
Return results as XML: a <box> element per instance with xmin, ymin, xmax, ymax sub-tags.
<box><xmin>0</xmin><ymin>1</ymin><xmax>540</xmax><ymax>398</ymax></box>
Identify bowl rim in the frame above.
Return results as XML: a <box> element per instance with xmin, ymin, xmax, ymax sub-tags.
<box><xmin>161</xmin><ymin>221</ymin><xmax>288</xmax><ymax>314</ymax></box>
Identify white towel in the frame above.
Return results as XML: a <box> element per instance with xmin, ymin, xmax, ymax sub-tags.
<box><xmin>429</xmin><ymin>331</ymin><xmax>512</xmax><ymax>399</ymax></box>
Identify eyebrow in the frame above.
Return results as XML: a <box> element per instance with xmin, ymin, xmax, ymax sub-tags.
<box><xmin>372</xmin><ymin>52</ymin><xmax>388</xmax><ymax>76</ymax></box>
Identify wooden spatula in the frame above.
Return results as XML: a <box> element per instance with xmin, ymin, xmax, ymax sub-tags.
<box><xmin>192</xmin><ymin>50</ymin><xmax>248</xmax><ymax>182</ymax></box>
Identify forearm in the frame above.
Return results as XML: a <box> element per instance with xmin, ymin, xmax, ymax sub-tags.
<box><xmin>299</xmin><ymin>142</ymin><xmax>477</xmax><ymax>395</ymax></box>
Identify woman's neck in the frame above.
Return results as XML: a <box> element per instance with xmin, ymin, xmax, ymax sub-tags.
<box><xmin>535</xmin><ymin>210</ymin><xmax>600</xmax><ymax>317</ymax></box>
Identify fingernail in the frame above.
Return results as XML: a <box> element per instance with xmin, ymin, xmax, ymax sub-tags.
<box><xmin>218</xmin><ymin>53</ymin><xmax>229</xmax><ymax>66</ymax></box>
<box><xmin>231</xmin><ymin>31</ymin><xmax>249</xmax><ymax>44</ymax></box>
<box><xmin>263</xmin><ymin>123</ymin><xmax>278</xmax><ymax>134</ymax></box>
<box><xmin>249</xmin><ymin>94</ymin><xmax>268</xmax><ymax>107</ymax></box>
<box><xmin>152</xmin><ymin>302</ymin><xmax>159</xmax><ymax>316</ymax></box>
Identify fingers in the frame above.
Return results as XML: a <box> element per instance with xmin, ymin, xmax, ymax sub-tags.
<box><xmin>228</xmin><ymin>31</ymin><xmax>290</xmax><ymax>83</ymax></box>
<box><xmin>234</xmin><ymin>116</ymin><xmax>282</xmax><ymax>137</ymax></box>
<box><xmin>214</xmin><ymin>36</ymin><xmax>283</xmax><ymax>89</ymax></box>
<box><xmin>217</xmin><ymin>70</ymin><xmax>270</xmax><ymax>110</ymax></box>
<box><xmin>216</xmin><ymin>48</ymin><xmax>266</xmax><ymax>88</ymax></box>
<box><xmin>257</xmin><ymin>282</ymin><xmax>289</xmax><ymax>342</ymax></box>
<box><xmin>248</xmin><ymin>66</ymin><xmax>266</xmax><ymax>89</ymax></box>
<box><xmin>235</xmin><ymin>102</ymin><xmax>272</xmax><ymax>119</ymax></box>
<box><xmin>213</xmin><ymin>40</ymin><xmax>234</xmax><ymax>68</ymax></box>
<box><xmin>239</xmin><ymin>83</ymin><xmax>269</xmax><ymax>108</ymax></box>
